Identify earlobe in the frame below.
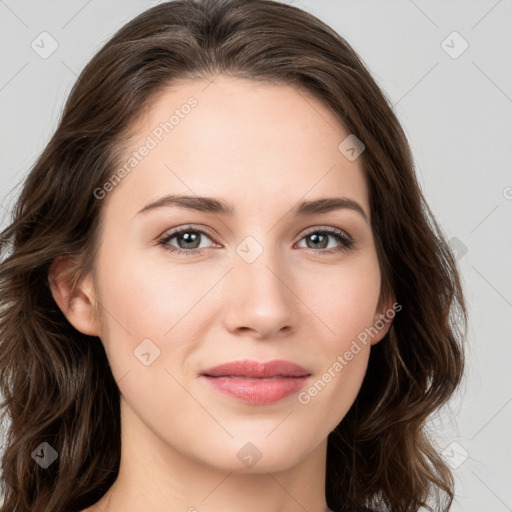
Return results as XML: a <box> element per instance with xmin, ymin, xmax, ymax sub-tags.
<box><xmin>48</xmin><ymin>256</ymin><xmax>101</xmax><ymax>336</ymax></box>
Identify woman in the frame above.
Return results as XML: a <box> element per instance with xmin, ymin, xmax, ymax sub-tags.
<box><xmin>0</xmin><ymin>1</ymin><xmax>466</xmax><ymax>511</ymax></box>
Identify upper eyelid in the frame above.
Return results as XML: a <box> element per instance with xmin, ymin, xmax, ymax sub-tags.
<box><xmin>300</xmin><ymin>225</ymin><xmax>352</xmax><ymax>238</ymax></box>
<box><xmin>160</xmin><ymin>225</ymin><xmax>218</xmax><ymax>242</ymax></box>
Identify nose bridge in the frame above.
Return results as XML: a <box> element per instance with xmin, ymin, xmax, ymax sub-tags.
<box><xmin>223</xmin><ymin>233</ymin><xmax>295</xmax><ymax>336</ymax></box>
<box><xmin>235</xmin><ymin>233</ymin><xmax>289</xmax><ymax>300</ymax></box>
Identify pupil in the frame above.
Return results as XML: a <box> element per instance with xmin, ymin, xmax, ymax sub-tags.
<box><xmin>309</xmin><ymin>233</ymin><xmax>327</xmax><ymax>249</ymax></box>
<box><xmin>180</xmin><ymin>232</ymin><xmax>200</xmax><ymax>249</ymax></box>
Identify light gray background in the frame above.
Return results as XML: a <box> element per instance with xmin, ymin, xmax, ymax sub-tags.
<box><xmin>1</xmin><ymin>1</ymin><xmax>511</xmax><ymax>511</ymax></box>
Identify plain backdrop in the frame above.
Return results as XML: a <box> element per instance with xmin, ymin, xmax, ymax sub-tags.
<box><xmin>1</xmin><ymin>1</ymin><xmax>511</xmax><ymax>511</ymax></box>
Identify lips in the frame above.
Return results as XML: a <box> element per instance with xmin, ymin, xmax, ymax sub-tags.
<box><xmin>200</xmin><ymin>359</ymin><xmax>311</xmax><ymax>404</ymax></box>
<box><xmin>201</xmin><ymin>359</ymin><xmax>310</xmax><ymax>379</ymax></box>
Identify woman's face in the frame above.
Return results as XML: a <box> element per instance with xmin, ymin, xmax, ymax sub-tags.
<box><xmin>84</xmin><ymin>75</ymin><xmax>392</xmax><ymax>473</ymax></box>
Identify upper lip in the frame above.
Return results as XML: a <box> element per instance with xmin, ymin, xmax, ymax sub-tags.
<box><xmin>201</xmin><ymin>359</ymin><xmax>310</xmax><ymax>378</ymax></box>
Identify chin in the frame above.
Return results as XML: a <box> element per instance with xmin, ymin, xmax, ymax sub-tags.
<box><xmin>188</xmin><ymin>434</ymin><xmax>317</xmax><ymax>474</ymax></box>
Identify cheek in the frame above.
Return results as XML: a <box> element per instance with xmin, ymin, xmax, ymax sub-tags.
<box><xmin>95</xmin><ymin>244</ymin><xmax>215</xmax><ymax>337</ymax></box>
<box><xmin>296</xmin><ymin>269</ymin><xmax>379</xmax><ymax>430</ymax></box>
<box><xmin>92</xmin><ymin>245</ymin><xmax>220</xmax><ymax>382</ymax></box>
<box><xmin>294</xmin><ymin>256</ymin><xmax>381</xmax><ymax>414</ymax></box>
<box><xmin>300</xmin><ymin>255</ymin><xmax>382</xmax><ymax>351</ymax></box>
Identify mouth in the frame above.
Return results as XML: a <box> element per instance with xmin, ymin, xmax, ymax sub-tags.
<box><xmin>200</xmin><ymin>359</ymin><xmax>311</xmax><ymax>404</ymax></box>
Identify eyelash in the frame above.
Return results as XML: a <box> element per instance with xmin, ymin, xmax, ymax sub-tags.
<box><xmin>157</xmin><ymin>225</ymin><xmax>355</xmax><ymax>257</ymax></box>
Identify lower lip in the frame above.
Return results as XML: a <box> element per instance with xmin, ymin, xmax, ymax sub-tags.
<box><xmin>201</xmin><ymin>376</ymin><xmax>309</xmax><ymax>404</ymax></box>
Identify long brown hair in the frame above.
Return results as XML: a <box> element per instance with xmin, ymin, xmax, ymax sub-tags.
<box><xmin>0</xmin><ymin>1</ymin><xmax>466</xmax><ymax>511</ymax></box>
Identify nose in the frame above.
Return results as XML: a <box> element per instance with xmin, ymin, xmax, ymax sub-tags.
<box><xmin>222</xmin><ymin>243</ymin><xmax>297</xmax><ymax>340</ymax></box>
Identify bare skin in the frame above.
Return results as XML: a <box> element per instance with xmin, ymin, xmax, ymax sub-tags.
<box><xmin>50</xmin><ymin>75</ymin><xmax>393</xmax><ymax>512</ymax></box>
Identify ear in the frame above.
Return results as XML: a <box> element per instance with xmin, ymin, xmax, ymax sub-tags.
<box><xmin>369</xmin><ymin>292</ymin><xmax>398</xmax><ymax>346</ymax></box>
<box><xmin>48</xmin><ymin>256</ymin><xmax>101</xmax><ymax>336</ymax></box>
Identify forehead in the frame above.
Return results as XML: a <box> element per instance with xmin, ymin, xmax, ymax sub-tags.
<box><xmin>104</xmin><ymin>75</ymin><xmax>369</xmax><ymax>219</ymax></box>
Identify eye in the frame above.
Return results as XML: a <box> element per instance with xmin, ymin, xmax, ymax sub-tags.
<box><xmin>158</xmin><ymin>226</ymin><xmax>219</xmax><ymax>256</ymax></box>
<box><xmin>158</xmin><ymin>225</ymin><xmax>354</xmax><ymax>256</ymax></box>
<box><xmin>296</xmin><ymin>227</ymin><xmax>354</xmax><ymax>254</ymax></box>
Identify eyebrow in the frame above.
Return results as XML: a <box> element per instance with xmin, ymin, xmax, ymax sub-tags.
<box><xmin>137</xmin><ymin>194</ymin><xmax>368</xmax><ymax>222</ymax></box>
